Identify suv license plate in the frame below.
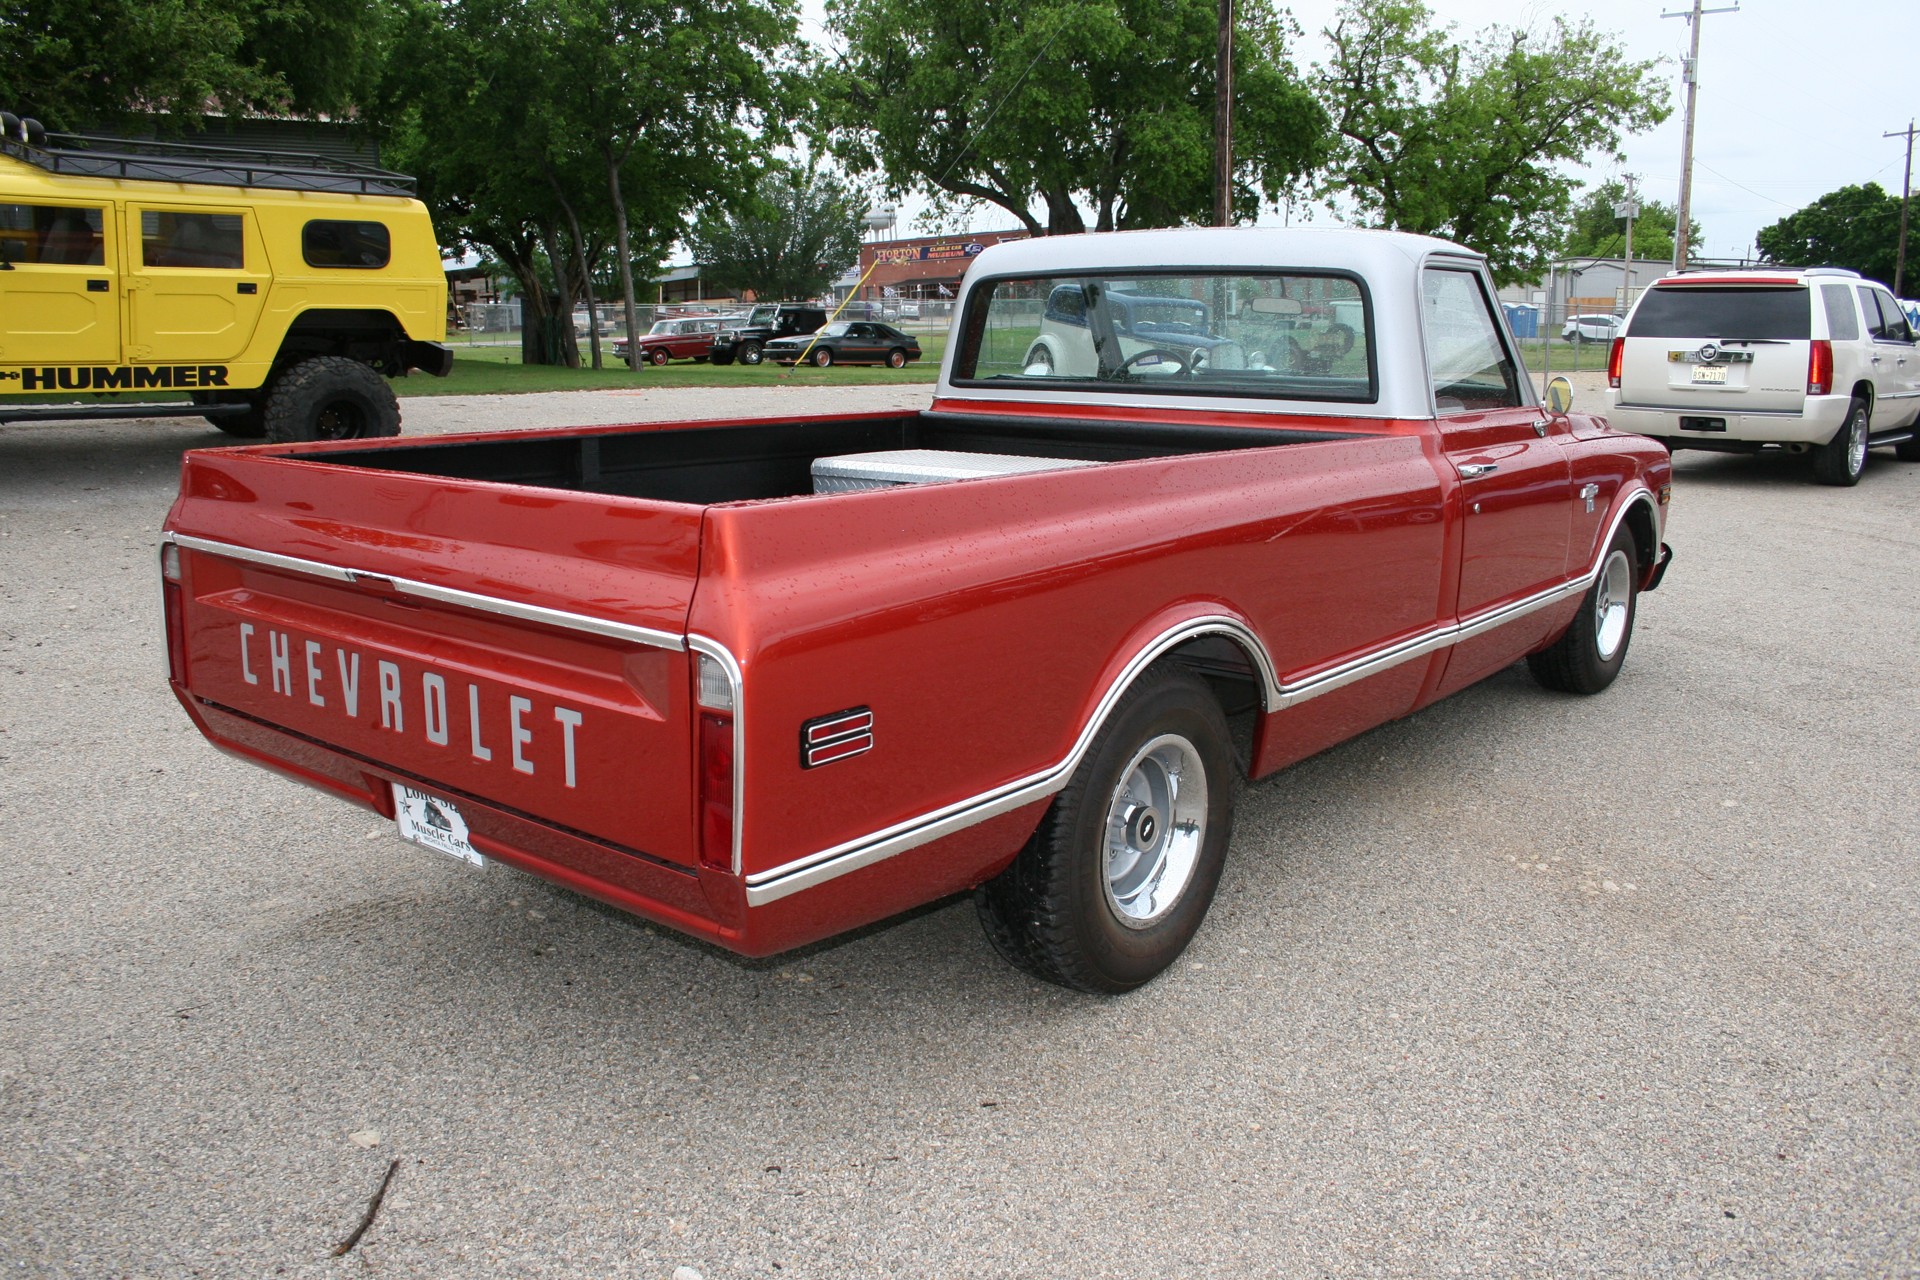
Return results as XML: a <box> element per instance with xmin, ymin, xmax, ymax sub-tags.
<box><xmin>1691</xmin><ymin>364</ymin><xmax>1728</xmax><ymax>384</ymax></box>
<box><xmin>393</xmin><ymin>783</ymin><xmax>485</xmax><ymax>867</ymax></box>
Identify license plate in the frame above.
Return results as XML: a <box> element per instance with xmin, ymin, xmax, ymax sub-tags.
<box><xmin>393</xmin><ymin>783</ymin><xmax>484</xmax><ymax>866</ymax></box>
<box><xmin>1691</xmin><ymin>364</ymin><xmax>1728</xmax><ymax>384</ymax></box>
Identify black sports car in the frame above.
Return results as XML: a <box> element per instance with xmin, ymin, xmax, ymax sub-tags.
<box><xmin>763</xmin><ymin>321</ymin><xmax>922</xmax><ymax>368</ymax></box>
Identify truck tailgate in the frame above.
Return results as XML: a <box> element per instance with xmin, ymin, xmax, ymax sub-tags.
<box><xmin>165</xmin><ymin>447</ymin><xmax>705</xmax><ymax>867</ymax></box>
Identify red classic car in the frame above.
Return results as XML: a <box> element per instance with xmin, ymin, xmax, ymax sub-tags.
<box><xmin>161</xmin><ymin>228</ymin><xmax>1671</xmax><ymax>992</ymax></box>
<box><xmin>613</xmin><ymin>315</ymin><xmax>728</xmax><ymax>365</ymax></box>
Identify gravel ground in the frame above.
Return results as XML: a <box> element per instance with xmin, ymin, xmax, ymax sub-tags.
<box><xmin>2</xmin><ymin>385</ymin><xmax>1916</xmax><ymax>1279</ymax></box>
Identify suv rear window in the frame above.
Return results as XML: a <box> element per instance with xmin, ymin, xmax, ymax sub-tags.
<box><xmin>1627</xmin><ymin>286</ymin><xmax>1809</xmax><ymax>340</ymax></box>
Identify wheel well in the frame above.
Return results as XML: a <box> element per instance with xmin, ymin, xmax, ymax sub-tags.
<box><xmin>1850</xmin><ymin>380</ymin><xmax>1874</xmax><ymax>408</ymax></box>
<box><xmin>276</xmin><ymin>309</ymin><xmax>411</xmax><ymax>375</ymax></box>
<box><xmin>1161</xmin><ymin>634</ymin><xmax>1265</xmax><ymax>775</ymax></box>
<box><xmin>1622</xmin><ymin>497</ymin><xmax>1657</xmax><ymax>572</ymax></box>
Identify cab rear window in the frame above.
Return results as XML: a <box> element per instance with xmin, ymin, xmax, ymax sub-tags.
<box><xmin>303</xmin><ymin>220</ymin><xmax>391</xmax><ymax>269</ymax></box>
<box><xmin>1627</xmin><ymin>286</ymin><xmax>1809</xmax><ymax>340</ymax></box>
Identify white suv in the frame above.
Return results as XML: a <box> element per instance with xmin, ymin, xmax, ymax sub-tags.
<box><xmin>1605</xmin><ymin>267</ymin><xmax>1920</xmax><ymax>485</ymax></box>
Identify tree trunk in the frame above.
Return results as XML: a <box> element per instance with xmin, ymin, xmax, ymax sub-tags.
<box><xmin>538</xmin><ymin>224</ymin><xmax>581</xmax><ymax>369</ymax></box>
<box><xmin>606</xmin><ymin>142</ymin><xmax>642</xmax><ymax>371</ymax></box>
<box><xmin>1044</xmin><ymin>188</ymin><xmax>1087</xmax><ymax>235</ymax></box>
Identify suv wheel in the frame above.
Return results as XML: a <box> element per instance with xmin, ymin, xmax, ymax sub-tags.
<box><xmin>1812</xmin><ymin>399</ymin><xmax>1870</xmax><ymax>487</ymax></box>
<box><xmin>263</xmin><ymin>357</ymin><xmax>401</xmax><ymax>444</ymax></box>
<box><xmin>740</xmin><ymin>341</ymin><xmax>764</xmax><ymax>366</ymax></box>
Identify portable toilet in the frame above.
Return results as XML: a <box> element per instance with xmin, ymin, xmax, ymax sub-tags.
<box><xmin>1503</xmin><ymin>303</ymin><xmax>1539</xmax><ymax>339</ymax></box>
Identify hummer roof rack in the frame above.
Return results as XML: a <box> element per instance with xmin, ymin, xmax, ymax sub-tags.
<box><xmin>0</xmin><ymin>112</ymin><xmax>415</xmax><ymax>197</ymax></box>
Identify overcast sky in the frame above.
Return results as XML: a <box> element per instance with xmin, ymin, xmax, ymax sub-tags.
<box><xmin>803</xmin><ymin>0</ymin><xmax>1918</xmax><ymax>261</ymax></box>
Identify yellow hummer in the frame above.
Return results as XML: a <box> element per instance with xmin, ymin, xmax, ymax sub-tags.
<box><xmin>0</xmin><ymin>112</ymin><xmax>450</xmax><ymax>440</ymax></box>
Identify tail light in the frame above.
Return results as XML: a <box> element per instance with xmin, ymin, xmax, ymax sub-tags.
<box><xmin>1607</xmin><ymin>337</ymin><xmax>1624</xmax><ymax>388</ymax></box>
<box><xmin>694</xmin><ymin>651</ymin><xmax>737</xmax><ymax>873</ymax></box>
<box><xmin>1807</xmin><ymin>340</ymin><xmax>1833</xmax><ymax>396</ymax></box>
<box><xmin>161</xmin><ymin>543</ymin><xmax>188</xmax><ymax>684</ymax></box>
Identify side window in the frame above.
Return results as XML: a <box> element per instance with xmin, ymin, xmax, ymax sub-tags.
<box><xmin>1857</xmin><ymin>286</ymin><xmax>1891</xmax><ymax>340</ymax></box>
<box><xmin>1871</xmin><ymin>290</ymin><xmax>1914</xmax><ymax>342</ymax></box>
<box><xmin>302</xmin><ymin>220</ymin><xmax>391</xmax><ymax>269</ymax></box>
<box><xmin>140</xmin><ymin>210</ymin><xmax>243</xmax><ymax>269</ymax></box>
<box><xmin>1820</xmin><ymin>283</ymin><xmax>1860</xmax><ymax>342</ymax></box>
<box><xmin>1421</xmin><ymin>267</ymin><xmax>1522</xmax><ymax>412</ymax></box>
<box><xmin>0</xmin><ymin>203</ymin><xmax>105</xmax><ymax>266</ymax></box>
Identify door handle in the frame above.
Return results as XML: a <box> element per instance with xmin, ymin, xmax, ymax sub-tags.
<box><xmin>1458</xmin><ymin>463</ymin><xmax>1499</xmax><ymax>478</ymax></box>
<box><xmin>87</xmin><ymin>278</ymin><xmax>109</xmax><ymax>292</ymax></box>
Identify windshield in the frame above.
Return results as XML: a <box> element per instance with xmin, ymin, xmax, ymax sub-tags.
<box><xmin>1628</xmin><ymin>286</ymin><xmax>1810</xmax><ymax>340</ymax></box>
<box><xmin>955</xmin><ymin>271</ymin><xmax>1374</xmax><ymax>402</ymax></box>
<box><xmin>747</xmin><ymin>305</ymin><xmax>780</xmax><ymax>325</ymax></box>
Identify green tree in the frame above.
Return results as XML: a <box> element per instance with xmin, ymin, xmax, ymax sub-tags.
<box><xmin>381</xmin><ymin>0</ymin><xmax>795</xmax><ymax>366</ymax></box>
<box><xmin>1318</xmin><ymin>0</ymin><xmax>1669</xmax><ymax>284</ymax></box>
<box><xmin>1756</xmin><ymin>183</ymin><xmax>1904</xmax><ymax>290</ymax></box>
<box><xmin>688</xmin><ymin>167</ymin><xmax>865</xmax><ymax>300</ymax></box>
<box><xmin>0</xmin><ymin>0</ymin><xmax>384</xmax><ymax>130</ymax></box>
<box><xmin>1562</xmin><ymin>180</ymin><xmax>1699</xmax><ymax>264</ymax></box>
<box><xmin>818</xmin><ymin>0</ymin><xmax>1327</xmax><ymax>234</ymax></box>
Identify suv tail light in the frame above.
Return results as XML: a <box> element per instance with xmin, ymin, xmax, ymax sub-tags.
<box><xmin>1807</xmin><ymin>340</ymin><xmax>1833</xmax><ymax>396</ymax></box>
<box><xmin>1607</xmin><ymin>337</ymin><xmax>1624</xmax><ymax>389</ymax></box>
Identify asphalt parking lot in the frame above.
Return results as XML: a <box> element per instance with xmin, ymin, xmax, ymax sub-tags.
<box><xmin>3</xmin><ymin>384</ymin><xmax>1917</xmax><ymax>1278</ymax></box>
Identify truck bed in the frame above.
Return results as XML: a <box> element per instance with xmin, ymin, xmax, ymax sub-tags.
<box><xmin>309</xmin><ymin>410</ymin><xmax>1353</xmax><ymax>504</ymax></box>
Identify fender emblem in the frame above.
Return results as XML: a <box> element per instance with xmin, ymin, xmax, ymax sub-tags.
<box><xmin>801</xmin><ymin>706</ymin><xmax>874</xmax><ymax>768</ymax></box>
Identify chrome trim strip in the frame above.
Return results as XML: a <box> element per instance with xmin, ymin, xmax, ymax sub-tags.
<box><xmin>165</xmin><ymin>532</ymin><xmax>687</xmax><ymax>652</ymax></box>
<box><xmin>744</xmin><ymin>617</ymin><xmax>1278</xmax><ymax>904</ymax></box>
<box><xmin>687</xmin><ymin>635</ymin><xmax>746</xmax><ymax>877</ymax></box>
<box><xmin>1612</xmin><ymin>402</ymin><xmax>1810</xmax><ymax>418</ymax></box>
<box><xmin>746</xmin><ymin>492</ymin><xmax>1656</xmax><ymax>907</ymax></box>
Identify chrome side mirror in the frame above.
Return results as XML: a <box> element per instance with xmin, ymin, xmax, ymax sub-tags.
<box><xmin>1545</xmin><ymin>376</ymin><xmax>1574</xmax><ymax>415</ymax></box>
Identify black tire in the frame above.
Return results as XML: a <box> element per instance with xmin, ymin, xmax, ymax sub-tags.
<box><xmin>975</xmin><ymin>663</ymin><xmax>1236</xmax><ymax>993</ymax></box>
<box><xmin>811</xmin><ymin>346</ymin><xmax>833</xmax><ymax>368</ymax></box>
<box><xmin>649</xmin><ymin>347</ymin><xmax>670</xmax><ymax>366</ymax></box>
<box><xmin>262</xmin><ymin>357</ymin><xmax>400</xmax><ymax>444</ymax></box>
<box><xmin>740</xmin><ymin>341</ymin><xmax>764</xmax><ymax>366</ymax></box>
<box><xmin>1812</xmin><ymin>399</ymin><xmax>1869</xmax><ymax>486</ymax></box>
<box><xmin>711</xmin><ymin>350</ymin><xmax>735</xmax><ymax>367</ymax></box>
<box><xmin>189</xmin><ymin>391</ymin><xmax>267</xmax><ymax>438</ymax></box>
<box><xmin>1528</xmin><ymin>526</ymin><xmax>1638</xmax><ymax>695</ymax></box>
<box><xmin>886</xmin><ymin>348</ymin><xmax>908</xmax><ymax>369</ymax></box>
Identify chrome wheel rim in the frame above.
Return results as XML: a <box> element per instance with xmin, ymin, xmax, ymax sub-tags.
<box><xmin>1103</xmin><ymin>733</ymin><xmax>1208</xmax><ymax>928</ymax></box>
<box><xmin>1594</xmin><ymin>548</ymin><xmax>1632</xmax><ymax>660</ymax></box>
<box><xmin>1848</xmin><ymin>411</ymin><xmax>1868</xmax><ymax>475</ymax></box>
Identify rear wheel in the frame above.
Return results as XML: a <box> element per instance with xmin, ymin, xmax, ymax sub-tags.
<box><xmin>1528</xmin><ymin>525</ymin><xmax>1637</xmax><ymax>694</ymax></box>
<box><xmin>262</xmin><ymin>357</ymin><xmax>400</xmax><ymax>444</ymax></box>
<box><xmin>1812</xmin><ymin>399</ymin><xmax>1869</xmax><ymax>486</ymax></box>
<box><xmin>887</xmin><ymin>348</ymin><xmax>908</xmax><ymax>368</ymax></box>
<box><xmin>975</xmin><ymin>664</ymin><xmax>1235</xmax><ymax>993</ymax></box>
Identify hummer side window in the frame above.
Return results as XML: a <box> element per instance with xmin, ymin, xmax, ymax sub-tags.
<box><xmin>0</xmin><ymin>202</ymin><xmax>104</xmax><ymax>265</ymax></box>
<box><xmin>140</xmin><ymin>210</ymin><xmax>244</xmax><ymax>269</ymax></box>
<box><xmin>303</xmin><ymin>219</ymin><xmax>391</xmax><ymax>269</ymax></box>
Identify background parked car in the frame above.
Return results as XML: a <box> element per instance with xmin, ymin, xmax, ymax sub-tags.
<box><xmin>1562</xmin><ymin>314</ymin><xmax>1622</xmax><ymax>343</ymax></box>
<box><xmin>763</xmin><ymin>320</ymin><xmax>921</xmax><ymax>367</ymax></box>
<box><xmin>613</xmin><ymin>316</ymin><xmax>724</xmax><ymax>365</ymax></box>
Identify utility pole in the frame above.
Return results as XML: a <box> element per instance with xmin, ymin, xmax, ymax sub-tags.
<box><xmin>1885</xmin><ymin>120</ymin><xmax>1914</xmax><ymax>296</ymax></box>
<box><xmin>1213</xmin><ymin>0</ymin><xmax>1234</xmax><ymax>227</ymax></box>
<box><xmin>1615</xmin><ymin>174</ymin><xmax>1640</xmax><ymax>311</ymax></box>
<box><xmin>1663</xmin><ymin>1</ymin><xmax>1739</xmax><ymax>269</ymax></box>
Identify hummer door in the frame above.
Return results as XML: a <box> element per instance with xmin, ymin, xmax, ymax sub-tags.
<box><xmin>0</xmin><ymin>199</ymin><xmax>119</xmax><ymax>366</ymax></box>
<box><xmin>126</xmin><ymin>206</ymin><xmax>269</xmax><ymax>363</ymax></box>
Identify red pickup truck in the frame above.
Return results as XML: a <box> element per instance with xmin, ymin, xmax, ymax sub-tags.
<box><xmin>162</xmin><ymin>229</ymin><xmax>1672</xmax><ymax>992</ymax></box>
